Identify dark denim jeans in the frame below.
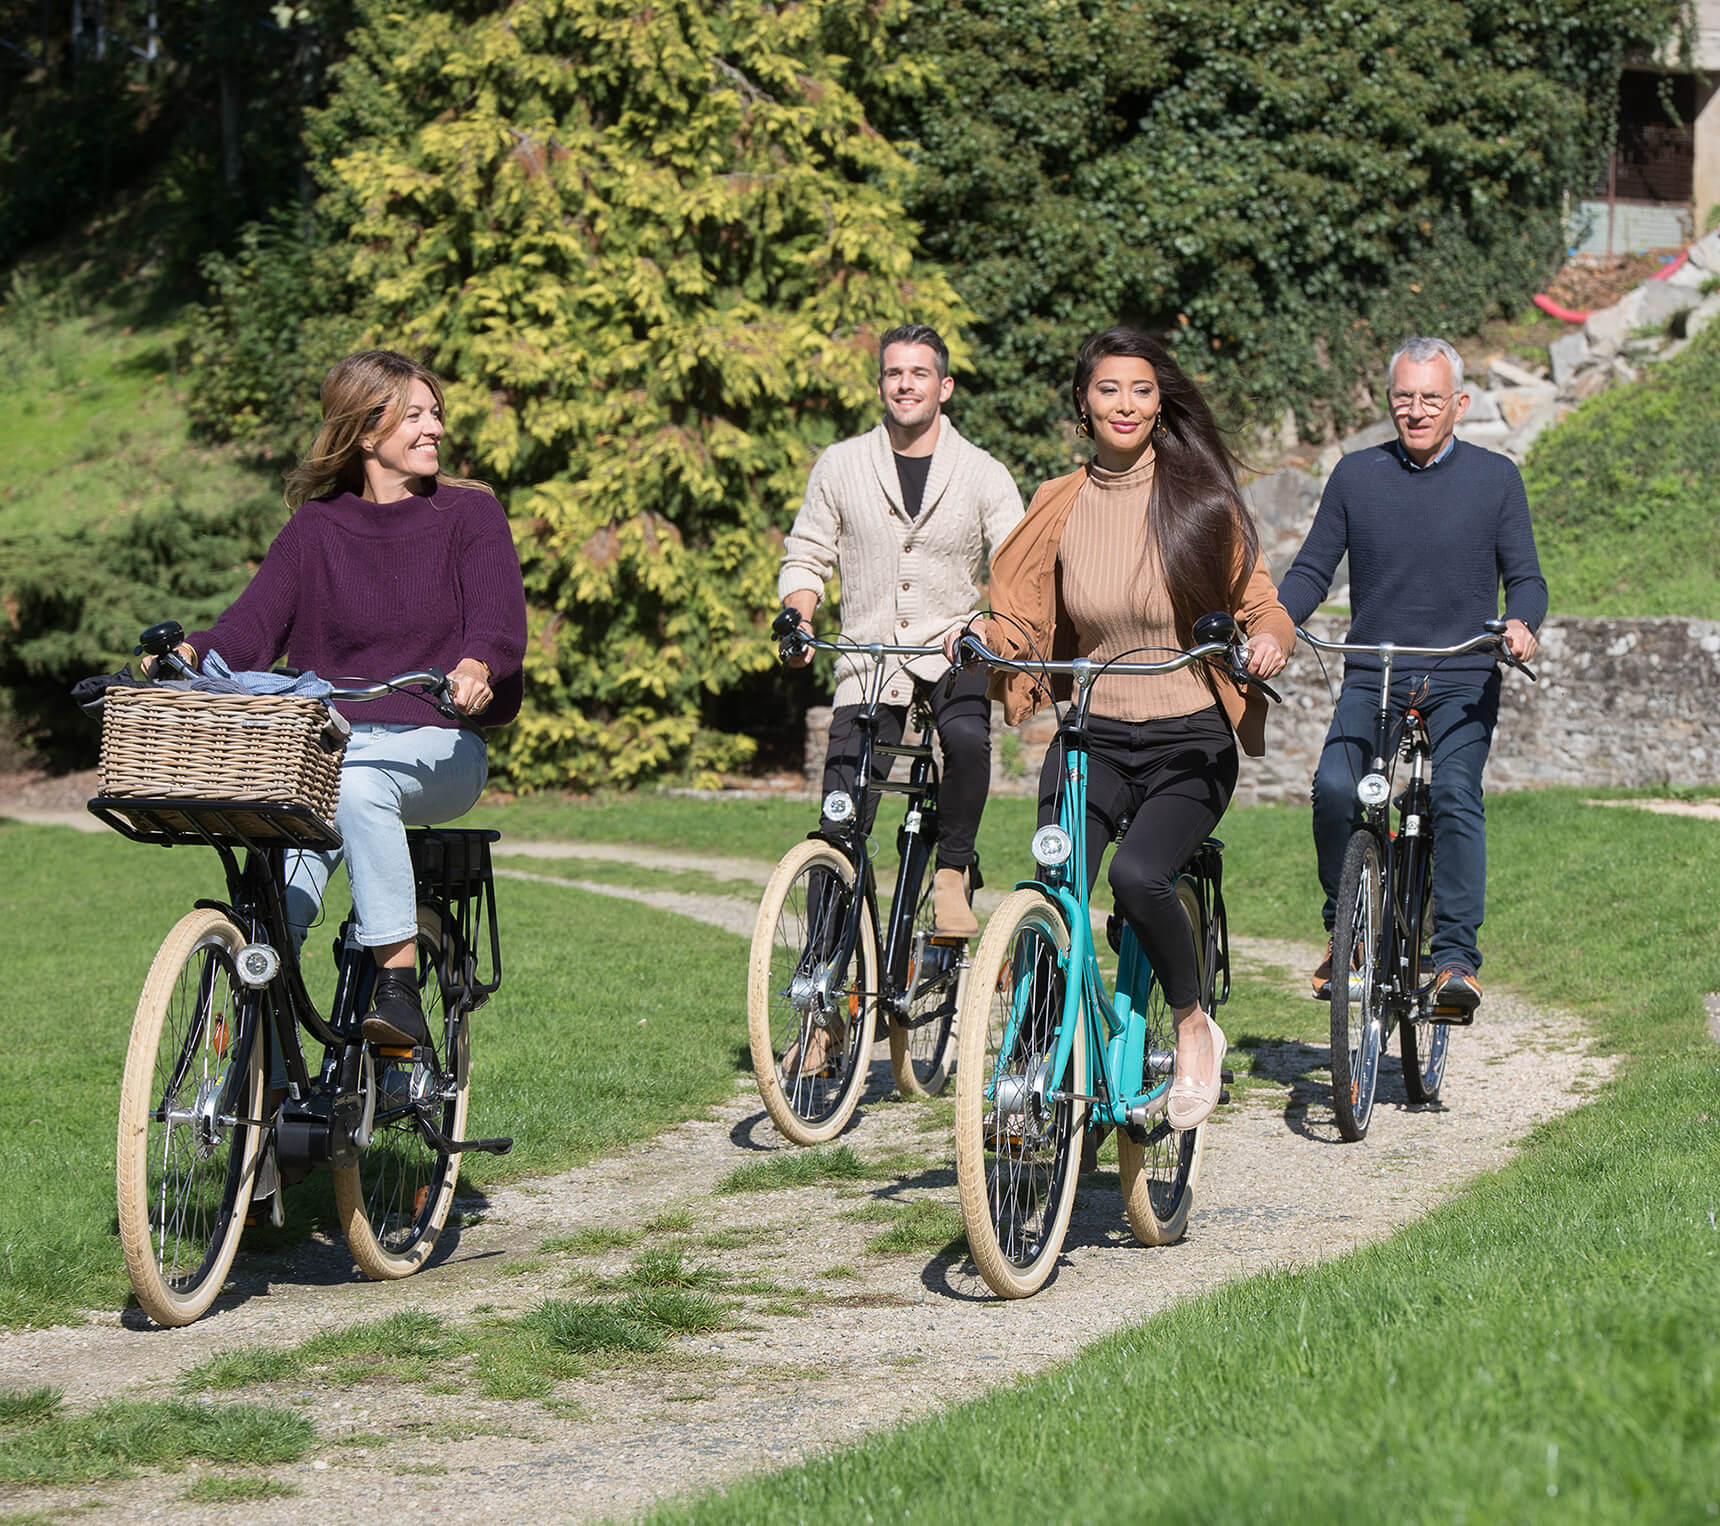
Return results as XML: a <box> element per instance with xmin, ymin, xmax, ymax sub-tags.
<box><xmin>1311</xmin><ymin>670</ymin><xmax>1501</xmax><ymax>973</ymax></box>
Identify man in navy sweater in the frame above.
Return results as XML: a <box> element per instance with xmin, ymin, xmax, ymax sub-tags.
<box><xmin>1278</xmin><ymin>336</ymin><xmax>1547</xmax><ymax>1018</ymax></box>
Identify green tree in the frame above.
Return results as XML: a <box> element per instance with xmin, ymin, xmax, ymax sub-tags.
<box><xmin>196</xmin><ymin>0</ymin><xmax>966</xmax><ymax>788</ymax></box>
<box><xmin>869</xmin><ymin>0</ymin><xmax>1684</xmax><ymax>483</ymax></box>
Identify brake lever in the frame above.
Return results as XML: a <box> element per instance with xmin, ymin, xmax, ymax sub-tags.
<box><xmin>1227</xmin><ymin>644</ymin><xmax>1281</xmax><ymax>704</ymax></box>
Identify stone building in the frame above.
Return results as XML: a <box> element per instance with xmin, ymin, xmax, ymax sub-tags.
<box><xmin>1575</xmin><ymin>2</ymin><xmax>1720</xmax><ymax>254</ymax></box>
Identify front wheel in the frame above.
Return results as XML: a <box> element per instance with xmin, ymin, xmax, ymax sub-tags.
<box><xmin>335</xmin><ymin>905</ymin><xmax>469</xmax><ymax>1279</ymax></box>
<box><xmin>1400</xmin><ymin>847</ymin><xmax>1449</xmax><ymax>1104</ymax></box>
<box><xmin>888</xmin><ymin>868</ymin><xmax>962</xmax><ymax>1099</ymax></box>
<box><xmin>954</xmin><ymin>889</ymin><xmax>1085</xmax><ymax>1299</ymax></box>
<box><xmin>1331</xmin><ymin>831</ymin><xmax>1386</xmax><ymax>1142</ymax></box>
<box><xmin>748</xmin><ymin>839</ymin><xmax>879</xmax><ymax>1145</ymax></box>
<box><xmin>116</xmin><ymin>908</ymin><xmax>264</xmax><ymax>1327</ymax></box>
<box><xmin>1118</xmin><ymin>878</ymin><xmax>1206</xmax><ymax>1245</ymax></box>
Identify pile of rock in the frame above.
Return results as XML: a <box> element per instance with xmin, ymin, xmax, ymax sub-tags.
<box><xmin>1243</xmin><ymin>229</ymin><xmax>1720</xmax><ymax>578</ymax></box>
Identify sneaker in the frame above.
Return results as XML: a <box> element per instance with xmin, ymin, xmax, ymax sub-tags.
<box><xmin>932</xmin><ymin>866</ymin><xmax>979</xmax><ymax>938</ymax></box>
<box><xmin>361</xmin><ymin>969</ymin><xmax>430</xmax><ymax>1047</ymax></box>
<box><xmin>1311</xmin><ymin>936</ymin><xmax>1335</xmax><ymax>1001</ymax></box>
<box><xmin>1431</xmin><ymin>965</ymin><xmax>1482</xmax><ymax>1022</ymax></box>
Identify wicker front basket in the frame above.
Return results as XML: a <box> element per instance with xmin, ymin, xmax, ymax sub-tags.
<box><xmin>98</xmin><ymin>687</ymin><xmax>345</xmax><ymax>833</ymax></box>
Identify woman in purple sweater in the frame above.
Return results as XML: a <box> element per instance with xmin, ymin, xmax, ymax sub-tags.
<box><xmin>173</xmin><ymin>350</ymin><xmax>527</xmax><ymax>1046</ymax></box>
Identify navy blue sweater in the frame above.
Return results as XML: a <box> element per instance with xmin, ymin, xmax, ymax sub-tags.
<box><xmin>1277</xmin><ymin>440</ymin><xmax>1548</xmax><ymax>681</ymax></box>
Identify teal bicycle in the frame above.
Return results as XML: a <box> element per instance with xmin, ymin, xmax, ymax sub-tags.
<box><xmin>951</xmin><ymin>615</ymin><xmax>1275</xmax><ymax>1297</ymax></box>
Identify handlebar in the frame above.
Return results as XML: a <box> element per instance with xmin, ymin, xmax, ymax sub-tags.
<box><xmin>1296</xmin><ymin>620</ymin><xmax>1537</xmax><ymax>681</ymax></box>
<box><xmin>133</xmin><ymin>622</ymin><xmax>461</xmax><ymax>720</ymax></box>
<box><xmin>953</xmin><ymin>614</ymin><xmax>1283</xmax><ymax>709</ymax></box>
<box><xmin>769</xmin><ymin>607</ymin><xmax>946</xmax><ymax>666</ymax></box>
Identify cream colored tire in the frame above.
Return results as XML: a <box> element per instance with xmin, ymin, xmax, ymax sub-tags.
<box><xmin>1118</xmin><ymin>878</ymin><xmax>1207</xmax><ymax>1245</ymax></box>
<box><xmin>336</xmin><ymin>905</ymin><xmax>468</xmax><ymax>1279</ymax></box>
<box><xmin>116</xmin><ymin>909</ymin><xmax>263</xmax><ymax>1327</ymax></box>
<box><xmin>748</xmin><ymin>839</ymin><xmax>878</xmax><ymax>1145</ymax></box>
<box><xmin>954</xmin><ymin>889</ymin><xmax>1086</xmax><ymax>1299</ymax></box>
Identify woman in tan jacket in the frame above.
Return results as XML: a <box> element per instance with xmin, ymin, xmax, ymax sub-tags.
<box><xmin>954</xmin><ymin>326</ymin><xmax>1293</xmax><ymax>1130</ymax></box>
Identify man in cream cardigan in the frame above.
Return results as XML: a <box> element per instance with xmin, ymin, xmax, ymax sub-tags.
<box><xmin>779</xmin><ymin>323</ymin><xmax>1023</xmax><ymax>936</ymax></box>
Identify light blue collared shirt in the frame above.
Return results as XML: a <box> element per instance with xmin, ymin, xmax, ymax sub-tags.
<box><xmin>1394</xmin><ymin>435</ymin><xmax>1457</xmax><ymax>471</ymax></box>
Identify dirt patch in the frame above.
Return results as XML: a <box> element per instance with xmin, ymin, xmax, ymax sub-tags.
<box><xmin>1583</xmin><ymin>797</ymin><xmax>1720</xmax><ymax>821</ymax></box>
<box><xmin>1544</xmin><ymin>252</ymin><xmax>1678</xmax><ymax>313</ymax></box>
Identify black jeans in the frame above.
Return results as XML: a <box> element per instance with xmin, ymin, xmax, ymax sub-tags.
<box><xmin>1037</xmin><ymin>707</ymin><xmax>1238</xmax><ymax>1010</ymax></box>
<box><xmin>819</xmin><ymin>665</ymin><xmax>991</xmax><ymax>870</ymax></box>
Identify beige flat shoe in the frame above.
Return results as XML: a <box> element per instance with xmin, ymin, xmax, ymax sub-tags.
<box><xmin>782</xmin><ymin>1014</ymin><xmax>845</xmax><ymax>1081</ymax></box>
<box><xmin>1166</xmin><ymin>1015</ymin><xmax>1227</xmax><ymax>1132</ymax></box>
<box><xmin>932</xmin><ymin>866</ymin><xmax>979</xmax><ymax>938</ymax></box>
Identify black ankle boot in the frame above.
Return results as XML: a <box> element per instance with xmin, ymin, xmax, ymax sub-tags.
<box><xmin>361</xmin><ymin>969</ymin><xmax>429</xmax><ymax>1046</ymax></box>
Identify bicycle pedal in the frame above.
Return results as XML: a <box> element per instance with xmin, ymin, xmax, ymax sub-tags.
<box><xmin>1431</xmin><ymin>1006</ymin><xmax>1476</xmax><ymax>1026</ymax></box>
<box><xmin>374</xmin><ymin>1044</ymin><xmax>417</xmax><ymax>1059</ymax></box>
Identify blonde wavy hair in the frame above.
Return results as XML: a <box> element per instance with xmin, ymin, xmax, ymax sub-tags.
<box><xmin>283</xmin><ymin>350</ymin><xmax>490</xmax><ymax>510</ymax></box>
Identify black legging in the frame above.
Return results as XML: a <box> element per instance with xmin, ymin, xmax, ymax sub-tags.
<box><xmin>1036</xmin><ymin>706</ymin><xmax>1238</xmax><ymax>1009</ymax></box>
<box><xmin>820</xmin><ymin>665</ymin><xmax>991</xmax><ymax>870</ymax></box>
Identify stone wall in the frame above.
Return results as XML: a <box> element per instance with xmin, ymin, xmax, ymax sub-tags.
<box><xmin>803</xmin><ymin>616</ymin><xmax>1720</xmax><ymax>804</ymax></box>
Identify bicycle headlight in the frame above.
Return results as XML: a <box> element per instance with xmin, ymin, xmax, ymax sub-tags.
<box><xmin>1031</xmin><ymin>825</ymin><xmax>1073</xmax><ymax>868</ymax></box>
<box><xmin>236</xmin><ymin>943</ymin><xmax>281</xmax><ymax>989</ymax></box>
<box><xmin>821</xmin><ymin>790</ymin><xmax>856</xmax><ymax>824</ymax></box>
<box><xmin>1356</xmin><ymin>773</ymin><xmax>1391</xmax><ymax>807</ymax></box>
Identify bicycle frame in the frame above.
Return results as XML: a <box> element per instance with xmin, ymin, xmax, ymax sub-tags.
<box><xmin>962</xmin><ymin>636</ymin><xmax>1242</xmax><ymax>1134</ymax></box>
<box><xmin>1299</xmin><ymin>623</ymin><xmax>1537</xmax><ymax>1018</ymax></box>
<box><xmin>794</xmin><ymin>636</ymin><xmax>954</xmax><ymax>1023</ymax></box>
<box><xmin>92</xmin><ymin>647</ymin><xmax>508</xmax><ymax>1160</ymax></box>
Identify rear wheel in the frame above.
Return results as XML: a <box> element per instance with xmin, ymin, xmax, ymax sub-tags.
<box><xmin>335</xmin><ymin>905</ymin><xmax>469</xmax><ymax>1279</ymax></box>
<box><xmin>1118</xmin><ymin>878</ymin><xmax>1206</xmax><ymax>1245</ymax></box>
<box><xmin>748</xmin><ymin>839</ymin><xmax>878</xmax><ymax>1145</ymax></box>
<box><xmin>1400</xmin><ymin>845</ymin><xmax>1449</xmax><ymax>1103</ymax></box>
<box><xmin>954</xmin><ymin>889</ymin><xmax>1085</xmax><ymax>1299</ymax></box>
<box><xmin>1331</xmin><ymin>831</ymin><xmax>1386</xmax><ymax>1142</ymax></box>
<box><xmin>116</xmin><ymin>909</ymin><xmax>264</xmax><ymax>1327</ymax></box>
<box><xmin>889</xmin><ymin>869</ymin><xmax>962</xmax><ymax>1098</ymax></box>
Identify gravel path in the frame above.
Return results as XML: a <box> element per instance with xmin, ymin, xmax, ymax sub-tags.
<box><xmin>0</xmin><ymin>809</ymin><xmax>1612</xmax><ymax>1521</ymax></box>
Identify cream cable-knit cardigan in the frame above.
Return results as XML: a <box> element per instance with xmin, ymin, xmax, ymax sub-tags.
<box><xmin>778</xmin><ymin>418</ymin><xmax>1024</xmax><ymax>710</ymax></box>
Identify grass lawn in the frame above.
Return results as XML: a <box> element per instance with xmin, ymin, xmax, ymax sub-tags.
<box><xmin>0</xmin><ymin>815</ymin><xmax>753</xmax><ymax>1328</ymax></box>
<box><xmin>4</xmin><ymin>788</ymin><xmax>1717</xmax><ymax>1522</ymax></box>
<box><xmin>645</xmin><ymin>789</ymin><xmax>1720</xmax><ymax>1523</ymax></box>
<box><xmin>0</xmin><ymin>295</ymin><xmax>275</xmax><ymax>542</ymax></box>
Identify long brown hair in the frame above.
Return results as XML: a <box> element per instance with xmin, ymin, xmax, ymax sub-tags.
<box><xmin>1072</xmin><ymin>326</ymin><xmax>1259</xmax><ymax>644</ymax></box>
<box><xmin>282</xmin><ymin>350</ymin><xmax>491</xmax><ymax>510</ymax></box>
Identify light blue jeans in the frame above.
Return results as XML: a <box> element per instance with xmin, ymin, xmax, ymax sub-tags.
<box><xmin>284</xmin><ymin>723</ymin><xmax>489</xmax><ymax>948</ymax></box>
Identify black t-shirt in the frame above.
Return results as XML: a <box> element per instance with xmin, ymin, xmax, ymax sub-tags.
<box><xmin>894</xmin><ymin>452</ymin><xmax>933</xmax><ymax>520</ymax></box>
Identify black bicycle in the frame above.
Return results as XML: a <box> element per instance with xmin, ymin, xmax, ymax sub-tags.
<box><xmin>1298</xmin><ymin>621</ymin><xmax>1536</xmax><ymax>1141</ymax></box>
<box><xmin>746</xmin><ymin>614</ymin><xmax>968</xmax><ymax>1144</ymax></box>
<box><xmin>94</xmin><ymin>621</ymin><xmax>510</xmax><ymax>1326</ymax></box>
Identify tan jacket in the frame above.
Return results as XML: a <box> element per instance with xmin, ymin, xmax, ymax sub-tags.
<box><xmin>983</xmin><ymin>467</ymin><xmax>1296</xmax><ymax>756</ymax></box>
<box><xmin>779</xmin><ymin>419</ymin><xmax>1023</xmax><ymax>708</ymax></box>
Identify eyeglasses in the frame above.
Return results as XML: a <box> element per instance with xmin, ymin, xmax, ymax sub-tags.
<box><xmin>1388</xmin><ymin>390</ymin><xmax>1451</xmax><ymax>413</ymax></box>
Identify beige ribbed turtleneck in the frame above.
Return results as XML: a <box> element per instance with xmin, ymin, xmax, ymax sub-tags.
<box><xmin>1056</xmin><ymin>454</ymin><xmax>1216</xmax><ymax>722</ymax></box>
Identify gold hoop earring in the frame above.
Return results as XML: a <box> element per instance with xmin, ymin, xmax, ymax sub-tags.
<box><xmin>1154</xmin><ymin>416</ymin><xmax>1168</xmax><ymax>440</ymax></box>
<box><xmin>1076</xmin><ymin>415</ymin><xmax>1092</xmax><ymax>440</ymax></box>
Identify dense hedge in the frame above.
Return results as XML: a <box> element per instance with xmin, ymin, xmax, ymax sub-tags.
<box><xmin>869</xmin><ymin>0</ymin><xmax>1684</xmax><ymax>483</ymax></box>
<box><xmin>0</xmin><ymin>497</ymin><xmax>282</xmax><ymax>766</ymax></box>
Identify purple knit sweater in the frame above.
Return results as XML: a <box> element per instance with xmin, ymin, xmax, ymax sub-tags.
<box><xmin>190</xmin><ymin>485</ymin><xmax>528</xmax><ymax>729</ymax></box>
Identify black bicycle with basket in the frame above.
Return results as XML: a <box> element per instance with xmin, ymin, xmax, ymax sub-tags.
<box><xmin>90</xmin><ymin>621</ymin><xmax>510</xmax><ymax>1327</ymax></box>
